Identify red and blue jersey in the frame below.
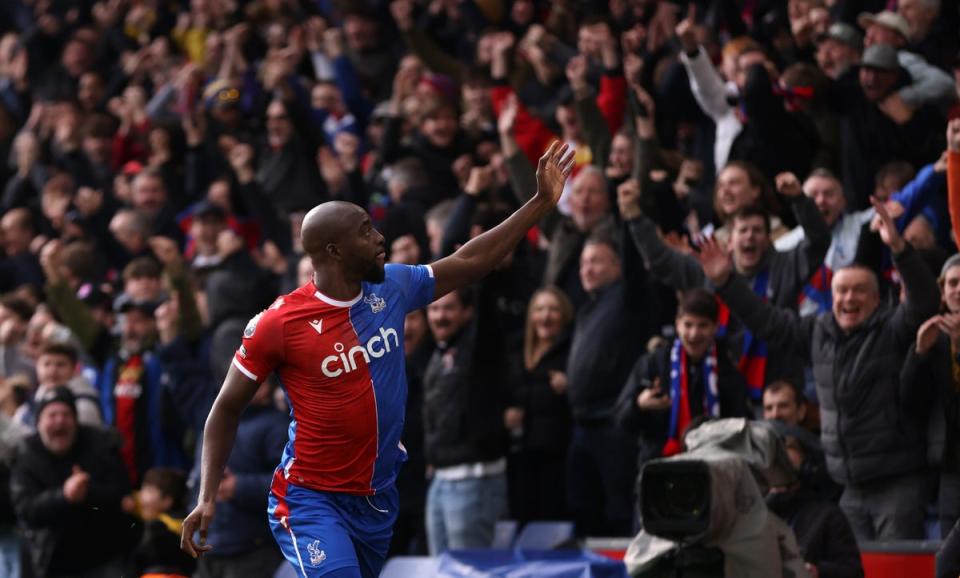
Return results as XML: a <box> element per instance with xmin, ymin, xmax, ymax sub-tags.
<box><xmin>232</xmin><ymin>264</ymin><xmax>435</xmax><ymax>496</ymax></box>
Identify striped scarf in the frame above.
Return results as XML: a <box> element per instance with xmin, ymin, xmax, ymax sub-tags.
<box><xmin>663</xmin><ymin>338</ymin><xmax>719</xmax><ymax>457</ymax></box>
<box><xmin>798</xmin><ymin>264</ymin><xmax>833</xmax><ymax>316</ymax></box>
<box><xmin>713</xmin><ymin>270</ymin><xmax>770</xmax><ymax>399</ymax></box>
<box><xmin>737</xmin><ymin>270</ymin><xmax>770</xmax><ymax>401</ymax></box>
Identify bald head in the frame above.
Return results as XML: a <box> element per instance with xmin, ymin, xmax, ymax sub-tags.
<box><xmin>301</xmin><ymin>201</ymin><xmax>386</xmax><ymax>285</ymax></box>
<box><xmin>301</xmin><ymin>201</ymin><xmax>368</xmax><ymax>257</ymax></box>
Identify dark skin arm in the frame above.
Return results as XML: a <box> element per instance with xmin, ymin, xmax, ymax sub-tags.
<box><xmin>180</xmin><ymin>363</ymin><xmax>260</xmax><ymax>557</ymax></box>
<box><xmin>431</xmin><ymin>141</ymin><xmax>574</xmax><ymax>298</ymax></box>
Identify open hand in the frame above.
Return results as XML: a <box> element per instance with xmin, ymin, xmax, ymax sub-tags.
<box><xmin>696</xmin><ymin>236</ymin><xmax>733</xmax><ymax>286</ymax></box>
<box><xmin>534</xmin><ymin>141</ymin><xmax>575</xmax><ymax>206</ymax></box>
<box><xmin>869</xmin><ymin>195</ymin><xmax>906</xmax><ymax>254</ymax></box>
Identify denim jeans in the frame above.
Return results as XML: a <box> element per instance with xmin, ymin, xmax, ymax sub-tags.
<box><xmin>425</xmin><ymin>472</ymin><xmax>507</xmax><ymax>555</ymax></box>
<box><xmin>0</xmin><ymin>531</ymin><xmax>18</xmax><ymax>578</ymax></box>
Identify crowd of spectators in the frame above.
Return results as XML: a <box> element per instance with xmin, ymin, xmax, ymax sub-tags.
<box><xmin>0</xmin><ymin>0</ymin><xmax>959</xmax><ymax>576</ymax></box>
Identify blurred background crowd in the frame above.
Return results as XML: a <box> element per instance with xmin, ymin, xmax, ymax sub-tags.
<box><xmin>0</xmin><ymin>0</ymin><xmax>959</xmax><ymax>576</ymax></box>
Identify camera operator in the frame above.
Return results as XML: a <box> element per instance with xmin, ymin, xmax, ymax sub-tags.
<box><xmin>768</xmin><ymin>422</ymin><xmax>863</xmax><ymax>578</ymax></box>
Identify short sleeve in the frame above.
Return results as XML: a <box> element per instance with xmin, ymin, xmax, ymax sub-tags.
<box><xmin>386</xmin><ymin>264</ymin><xmax>435</xmax><ymax>313</ymax></box>
<box><xmin>232</xmin><ymin>307</ymin><xmax>284</xmax><ymax>383</ymax></box>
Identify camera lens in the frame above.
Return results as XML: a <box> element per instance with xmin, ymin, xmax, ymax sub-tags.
<box><xmin>647</xmin><ymin>472</ymin><xmax>709</xmax><ymax>520</ymax></box>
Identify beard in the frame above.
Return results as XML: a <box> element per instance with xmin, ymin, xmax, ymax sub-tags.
<box><xmin>362</xmin><ymin>259</ymin><xmax>385</xmax><ymax>283</ymax></box>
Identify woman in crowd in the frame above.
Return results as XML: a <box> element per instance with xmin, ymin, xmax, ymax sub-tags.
<box><xmin>504</xmin><ymin>286</ymin><xmax>574</xmax><ymax>524</ymax></box>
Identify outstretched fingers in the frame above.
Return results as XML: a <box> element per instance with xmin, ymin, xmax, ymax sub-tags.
<box><xmin>551</xmin><ymin>142</ymin><xmax>570</xmax><ymax>165</ymax></box>
<box><xmin>538</xmin><ymin>140</ymin><xmax>560</xmax><ymax>171</ymax></box>
<box><xmin>697</xmin><ymin>235</ymin><xmax>720</xmax><ymax>257</ymax></box>
<box><xmin>559</xmin><ymin>147</ymin><xmax>576</xmax><ymax>176</ymax></box>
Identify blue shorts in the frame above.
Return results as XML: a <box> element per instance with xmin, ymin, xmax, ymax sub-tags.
<box><xmin>268</xmin><ymin>473</ymin><xmax>399</xmax><ymax>578</ymax></box>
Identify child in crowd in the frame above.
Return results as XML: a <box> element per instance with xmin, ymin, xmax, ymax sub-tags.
<box><xmin>124</xmin><ymin>467</ymin><xmax>196</xmax><ymax>578</ymax></box>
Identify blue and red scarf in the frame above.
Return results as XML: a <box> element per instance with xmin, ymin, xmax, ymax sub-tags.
<box><xmin>713</xmin><ymin>270</ymin><xmax>770</xmax><ymax>400</ymax></box>
<box><xmin>736</xmin><ymin>270</ymin><xmax>769</xmax><ymax>401</ymax></box>
<box><xmin>798</xmin><ymin>264</ymin><xmax>833</xmax><ymax>316</ymax></box>
<box><xmin>663</xmin><ymin>338</ymin><xmax>720</xmax><ymax>457</ymax></box>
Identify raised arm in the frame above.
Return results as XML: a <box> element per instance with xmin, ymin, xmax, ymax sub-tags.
<box><xmin>431</xmin><ymin>142</ymin><xmax>574</xmax><ymax>299</ymax></box>
<box><xmin>568</xmin><ymin>54</ymin><xmax>612</xmax><ymax>169</ymax></box>
<box><xmin>889</xmin><ymin>163</ymin><xmax>944</xmax><ymax>232</ymax></box>
<box><xmin>876</xmin><ymin>195</ymin><xmax>941</xmax><ymax>343</ymax></box>
<box><xmin>619</xmin><ymin>179</ymin><xmax>707</xmax><ymax>291</ymax></box>
<box><xmin>775</xmin><ymin>172</ymin><xmax>830</xmax><ymax>291</ymax></box>
<box><xmin>897</xmin><ymin>51</ymin><xmax>956</xmax><ymax>108</ymax></box>
<box><xmin>700</xmin><ymin>237</ymin><xmax>814</xmax><ymax>359</ymax></box>
<box><xmin>901</xmin><ymin>317</ymin><xmax>947</xmax><ymax>414</ymax></box>
<box><xmin>676</xmin><ymin>8</ymin><xmax>733</xmax><ymax>123</ymax></box>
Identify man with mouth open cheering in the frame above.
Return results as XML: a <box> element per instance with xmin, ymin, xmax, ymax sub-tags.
<box><xmin>696</xmin><ymin>197</ymin><xmax>939</xmax><ymax>541</ymax></box>
<box><xmin>619</xmin><ymin>171</ymin><xmax>830</xmax><ymax>403</ymax></box>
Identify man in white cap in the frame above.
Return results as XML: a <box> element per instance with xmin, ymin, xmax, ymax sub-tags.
<box><xmin>858</xmin><ymin>10</ymin><xmax>911</xmax><ymax>49</ymax></box>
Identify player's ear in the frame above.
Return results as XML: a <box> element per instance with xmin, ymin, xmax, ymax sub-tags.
<box><xmin>325</xmin><ymin>242</ymin><xmax>341</xmax><ymax>259</ymax></box>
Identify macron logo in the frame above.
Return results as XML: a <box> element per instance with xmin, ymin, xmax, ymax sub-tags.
<box><xmin>309</xmin><ymin>319</ymin><xmax>323</xmax><ymax>335</ymax></box>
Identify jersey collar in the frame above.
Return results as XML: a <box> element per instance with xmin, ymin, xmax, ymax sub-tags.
<box><xmin>312</xmin><ymin>283</ymin><xmax>363</xmax><ymax>308</ymax></box>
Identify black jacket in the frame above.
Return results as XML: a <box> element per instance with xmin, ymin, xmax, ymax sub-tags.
<box><xmin>716</xmin><ymin>245</ymin><xmax>940</xmax><ymax>484</ymax></box>
<box><xmin>513</xmin><ymin>332</ymin><xmax>573</xmax><ymax>455</ymax></box>
<box><xmin>829</xmin><ymin>68</ymin><xmax>945</xmax><ymax>209</ymax></box>
<box><xmin>728</xmin><ymin>63</ymin><xmax>820</xmax><ymax>183</ymax></box>
<box><xmin>422</xmin><ymin>283</ymin><xmax>512</xmax><ymax>468</ymax></box>
<box><xmin>901</xmin><ymin>334</ymin><xmax>959</xmax><ymax>471</ymax></box>
<box><xmin>615</xmin><ymin>339</ymin><xmax>749</xmax><ymax>465</ymax></box>
<box><xmin>769</xmin><ymin>492</ymin><xmax>864</xmax><ymax>578</ymax></box>
<box><xmin>567</xmin><ymin>226</ymin><xmax>654</xmax><ymax>423</ymax></box>
<box><xmin>134</xmin><ymin>519</ymin><xmax>196</xmax><ymax>576</ymax></box>
<box><xmin>12</xmin><ymin>426</ymin><xmax>139</xmax><ymax>577</ymax></box>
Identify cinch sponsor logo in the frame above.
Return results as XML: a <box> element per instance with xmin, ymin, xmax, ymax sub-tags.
<box><xmin>321</xmin><ymin>327</ymin><xmax>400</xmax><ymax>378</ymax></box>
